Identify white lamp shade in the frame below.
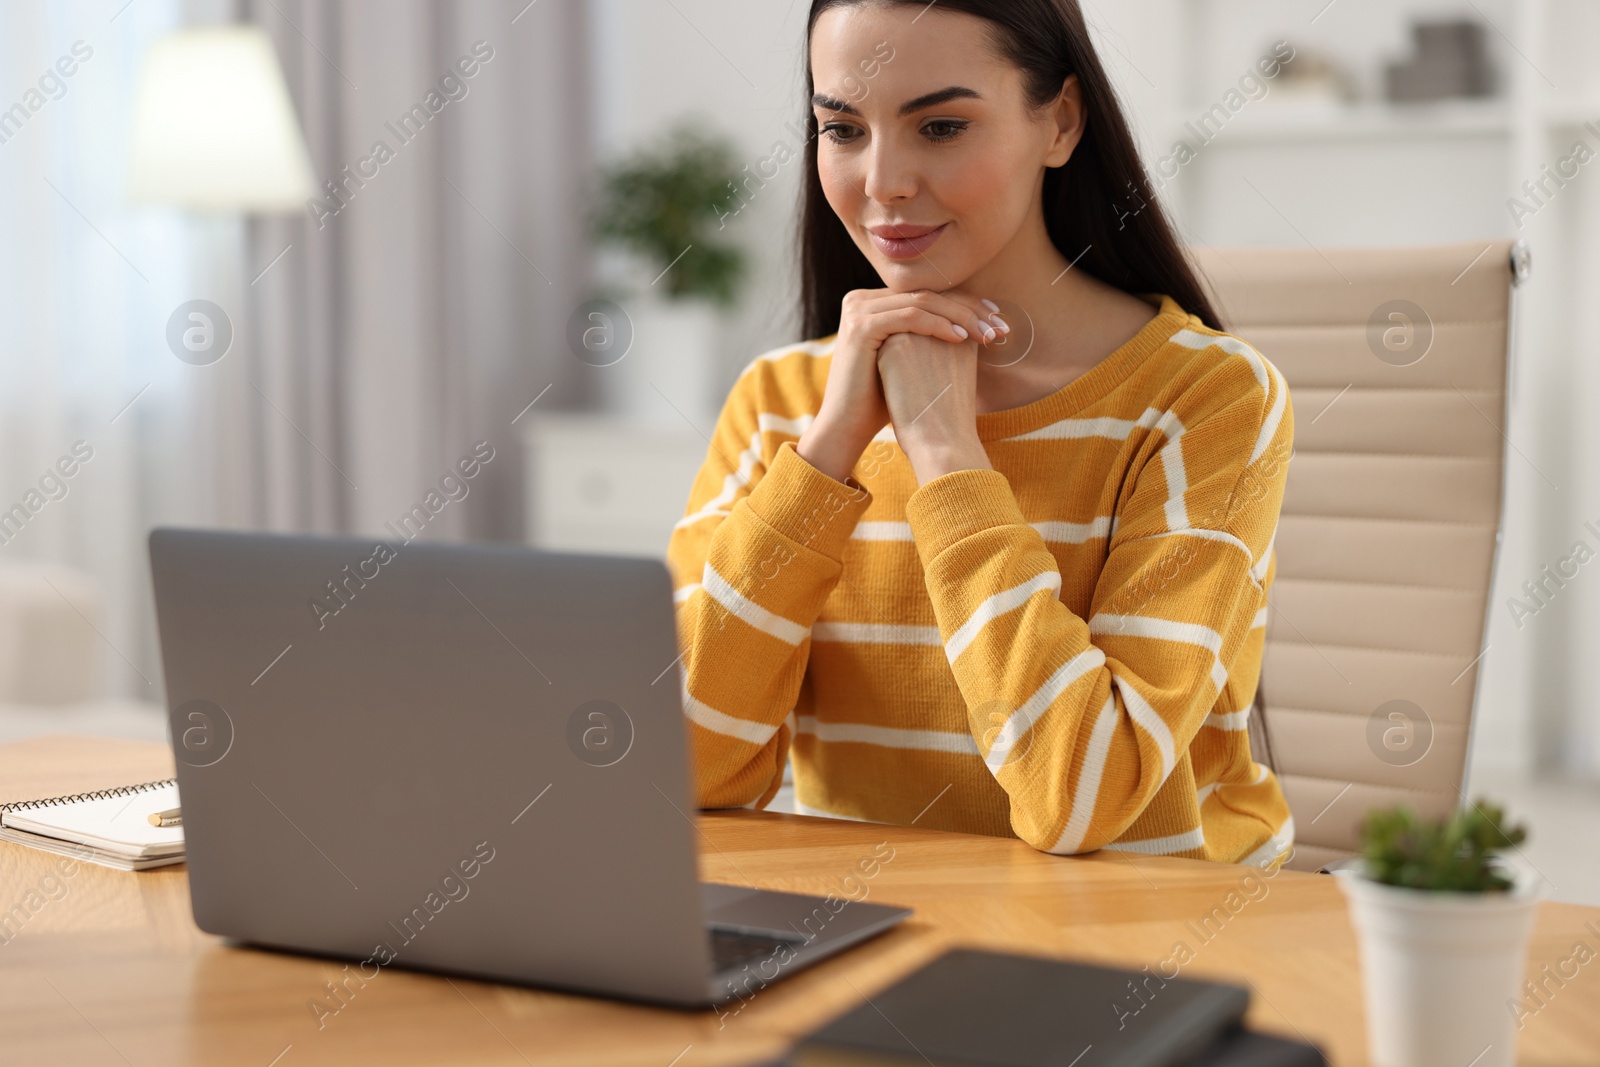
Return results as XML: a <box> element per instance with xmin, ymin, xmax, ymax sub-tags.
<box><xmin>128</xmin><ymin>26</ymin><xmax>316</xmax><ymax>212</ymax></box>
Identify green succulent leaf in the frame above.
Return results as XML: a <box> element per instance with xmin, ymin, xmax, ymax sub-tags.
<box><xmin>1357</xmin><ymin>799</ymin><xmax>1527</xmax><ymax>892</ymax></box>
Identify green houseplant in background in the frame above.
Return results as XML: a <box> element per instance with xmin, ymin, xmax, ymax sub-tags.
<box><xmin>1339</xmin><ymin>800</ymin><xmax>1537</xmax><ymax>1067</ymax></box>
<box><xmin>593</xmin><ymin>127</ymin><xmax>748</xmax><ymax>305</ymax></box>
<box><xmin>590</xmin><ymin>125</ymin><xmax>750</xmax><ymax>424</ymax></box>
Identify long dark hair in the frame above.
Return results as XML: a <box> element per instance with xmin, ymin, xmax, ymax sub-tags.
<box><xmin>798</xmin><ymin>0</ymin><xmax>1223</xmax><ymax>340</ymax></box>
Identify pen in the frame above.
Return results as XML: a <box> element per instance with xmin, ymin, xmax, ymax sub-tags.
<box><xmin>148</xmin><ymin>807</ymin><xmax>182</xmax><ymax>828</ymax></box>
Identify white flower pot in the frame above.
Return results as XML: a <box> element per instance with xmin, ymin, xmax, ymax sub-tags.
<box><xmin>1338</xmin><ymin>868</ymin><xmax>1539</xmax><ymax>1067</ymax></box>
<box><xmin>601</xmin><ymin>296</ymin><xmax>722</xmax><ymax>429</ymax></box>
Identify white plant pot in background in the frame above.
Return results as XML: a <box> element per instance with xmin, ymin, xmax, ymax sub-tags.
<box><xmin>601</xmin><ymin>295</ymin><xmax>722</xmax><ymax>429</ymax></box>
<box><xmin>1338</xmin><ymin>868</ymin><xmax>1539</xmax><ymax>1067</ymax></box>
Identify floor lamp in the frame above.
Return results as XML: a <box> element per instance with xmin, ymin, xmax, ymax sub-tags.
<box><xmin>127</xmin><ymin>24</ymin><xmax>315</xmax><ymax>520</ymax></box>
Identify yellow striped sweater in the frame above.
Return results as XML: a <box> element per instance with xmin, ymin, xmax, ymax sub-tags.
<box><xmin>668</xmin><ymin>295</ymin><xmax>1294</xmax><ymax>866</ymax></box>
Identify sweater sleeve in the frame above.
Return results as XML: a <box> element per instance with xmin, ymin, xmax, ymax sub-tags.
<box><xmin>904</xmin><ymin>353</ymin><xmax>1292</xmax><ymax>854</ymax></box>
<box><xmin>666</xmin><ymin>363</ymin><xmax>872</xmax><ymax>809</ymax></box>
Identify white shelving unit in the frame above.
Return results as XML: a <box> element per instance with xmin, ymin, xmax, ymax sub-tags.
<box><xmin>1157</xmin><ymin>100</ymin><xmax>1512</xmax><ymax>144</ymax></box>
<box><xmin>521</xmin><ymin>414</ymin><xmax>707</xmax><ymax>561</ymax></box>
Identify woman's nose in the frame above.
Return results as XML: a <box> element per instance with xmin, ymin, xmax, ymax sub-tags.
<box><xmin>861</xmin><ymin>139</ymin><xmax>917</xmax><ymax>203</ymax></box>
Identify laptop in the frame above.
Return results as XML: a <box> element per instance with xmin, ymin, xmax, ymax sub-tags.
<box><xmin>148</xmin><ymin>527</ymin><xmax>910</xmax><ymax>1008</ymax></box>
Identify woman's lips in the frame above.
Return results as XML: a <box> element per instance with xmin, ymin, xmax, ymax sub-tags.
<box><xmin>868</xmin><ymin>223</ymin><xmax>947</xmax><ymax>260</ymax></box>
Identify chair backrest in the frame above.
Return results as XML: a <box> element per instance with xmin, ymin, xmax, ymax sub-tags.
<box><xmin>1192</xmin><ymin>242</ymin><xmax>1521</xmax><ymax>871</ymax></box>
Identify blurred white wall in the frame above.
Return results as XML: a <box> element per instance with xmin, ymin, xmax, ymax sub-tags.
<box><xmin>587</xmin><ymin>0</ymin><xmax>814</xmax><ymax>397</ymax></box>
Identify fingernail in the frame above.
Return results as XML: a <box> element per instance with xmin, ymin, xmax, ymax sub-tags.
<box><xmin>982</xmin><ymin>299</ymin><xmax>1000</xmax><ymax>312</ymax></box>
<box><xmin>990</xmin><ymin>315</ymin><xmax>1010</xmax><ymax>333</ymax></box>
<box><xmin>979</xmin><ymin>323</ymin><xmax>997</xmax><ymax>342</ymax></box>
<box><xmin>951</xmin><ymin>325</ymin><xmax>969</xmax><ymax>340</ymax></box>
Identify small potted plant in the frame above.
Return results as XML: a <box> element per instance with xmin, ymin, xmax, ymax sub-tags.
<box><xmin>591</xmin><ymin>125</ymin><xmax>747</xmax><ymax>425</ymax></box>
<box><xmin>1338</xmin><ymin>800</ymin><xmax>1537</xmax><ymax>1067</ymax></box>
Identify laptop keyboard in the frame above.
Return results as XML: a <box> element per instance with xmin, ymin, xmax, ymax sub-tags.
<box><xmin>708</xmin><ymin>927</ymin><xmax>800</xmax><ymax>972</ymax></box>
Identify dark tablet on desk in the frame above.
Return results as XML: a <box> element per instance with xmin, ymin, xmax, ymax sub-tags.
<box><xmin>790</xmin><ymin>948</ymin><xmax>1248</xmax><ymax>1067</ymax></box>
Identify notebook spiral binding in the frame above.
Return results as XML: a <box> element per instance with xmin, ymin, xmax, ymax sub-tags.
<box><xmin>0</xmin><ymin>778</ymin><xmax>177</xmax><ymax>815</ymax></box>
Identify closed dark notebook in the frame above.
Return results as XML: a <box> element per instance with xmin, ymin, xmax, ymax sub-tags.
<box><xmin>1185</xmin><ymin>1028</ymin><xmax>1326</xmax><ymax>1067</ymax></box>
<box><xmin>790</xmin><ymin>949</ymin><xmax>1249</xmax><ymax>1067</ymax></box>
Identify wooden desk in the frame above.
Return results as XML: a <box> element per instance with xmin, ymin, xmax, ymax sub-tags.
<box><xmin>1</xmin><ymin>736</ymin><xmax>1596</xmax><ymax>1066</ymax></box>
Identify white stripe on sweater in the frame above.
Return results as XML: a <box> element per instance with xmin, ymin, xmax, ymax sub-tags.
<box><xmin>673</xmin><ymin>583</ymin><xmax>701</xmax><ymax>604</ymax></box>
<box><xmin>1155</xmin><ymin>409</ymin><xmax>1189</xmax><ymax>532</ymax></box>
<box><xmin>1251</xmin><ymin>528</ymin><xmax>1276</xmax><ymax>584</ymax></box>
<box><xmin>1211</xmin><ymin>660</ymin><xmax>1229</xmax><ymax>696</ymax></box>
<box><xmin>671</xmin><ymin>414</ymin><xmax>814</xmax><ymax>531</ymax></box>
<box><xmin>681</xmin><ymin>682</ymin><xmax>779</xmax><ymax>745</ymax></box>
<box><xmin>983</xmin><ymin>646</ymin><xmax>1108</xmax><ymax>775</ymax></box>
<box><xmin>1089</xmin><ymin>613</ymin><xmax>1229</xmax><ymax>698</ymax></box>
<box><xmin>1166</xmin><ymin>329</ymin><xmax>1291</xmax><ymax>581</ymax></box>
<box><xmin>796</xmin><ymin>715</ymin><xmax>980</xmax><ymax>754</ymax></box>
<box><xmin>945</xmin><ymin>570</ymin><xmax>1062</xmax><ymax>663</ymax></box>
<box><xmin>1090</xmin><ymin>613</ymin><xmax>1222</xmax><ymax>655</ymax></box>
<box><xmin>1047</xmin><ymin>693</ymin><xmax>1120</xmax><ymax>854</ymax></box>
<box><xmin>852</xmin><ymin>521</ymin><xmax>915</xmax><ymax>541</ymax></box>
<box><xmin>1240</xmin><ymin>814</ymin><xmax>1295</xmax><ymax>868</ymax></box>
<box><xmin>1254</xmin><ymin>360</ymin><xmax>1288</xmax><ymax>465</ymax></box>
<box><xmin>700</xmin><ymin>563</ymin><xmax>809</xmax><ymax>645</ymax></box>
<box><xmin>675</xmin><ymin>428</ymin><xmax>764</xmax><ymax>530</ymax></box>
<box><xmin>1113</xmin><ymin>675</ymin><xmax>1176</xmax><ymax>785</ymax></box>
<box><xmin>1197</xmin><ymin>763</ymin><xmax>1271</xmax><ymax>805</ymax></box>
<box><xmin>1126</xmin><ymin>526</ymin><xmax>1256</xmax><ymax>567</ymax></box>
<box><xmin>1031</xmin><ymin>517</ymin><xmax>1113</xmax><ymax>544</ymax></box>
<box><xmin>812</xmin><ymin>621</ymin><xmax>943</xmax><ymax>645</ymax></box>
<box><xmin>1168</xmin><ymin>328</ymin><xmax>1288</xmax><ymax>468</ymax></box>
<box><xmin>850</xmin><ymin>519</ymin><xmax>1113</xmax><ymax>544</ymax></box>
<box><xmin>1203</xmin><ymin>708</ymin><xmax>1251</xmax><ymax>731</ymax></box>
<box><xmin>1102</xmin><ymin>826</ymin><xmax>1206</xmax><ymax>855</ymax></box>
<box><xmin>1002</xmin><ymin>406</ymin><xmax>1167</xmax><ymax>442</ymax></box>
<box><xmin>1252</xmin><ymin>605</ymin><xmax>1269</xmax><ymax>629</ymax></box>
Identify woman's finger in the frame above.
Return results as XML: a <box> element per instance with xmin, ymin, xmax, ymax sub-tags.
<box><xmin>862</xmin><ymin>306</ymin><xmax>975</xmax><ymax>345</ymax></box>
<box><xmin>946</xmin><ymin>289</ymin><xmax>1011</xmax><ymax>336</ymax></box>
<box><xmin>854</xmin><ymin>289</ymin><xmax>1001</xmax><ymax>344</ymax></box>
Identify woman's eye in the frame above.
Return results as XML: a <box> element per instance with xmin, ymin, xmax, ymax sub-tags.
<box><xmin>820</xmin><ymin>122</ymin><xmax>862</xmax><ymax>145</ymax></box>
<box><xmin>922</xmin><ymin>120</ymin><xmax>967</xmax><ymax>142</ymax></box>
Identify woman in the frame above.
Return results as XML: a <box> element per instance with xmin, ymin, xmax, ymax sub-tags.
<box><xmin>667</xmin><ymin>0</ymin><xmax>1294</xmax><ymax>866</ymax></box>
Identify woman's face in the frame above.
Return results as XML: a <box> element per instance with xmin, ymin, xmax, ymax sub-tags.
<box><xmin>809</xmin><ymin>3</ymin><xmax>1080</xmax><ymax>293</ymax></box>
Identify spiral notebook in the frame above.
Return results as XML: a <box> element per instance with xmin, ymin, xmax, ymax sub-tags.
<box><xmin>0</xmin><ymin>779</ymin><xmax>184</xmax><ymax>871</ymax></box>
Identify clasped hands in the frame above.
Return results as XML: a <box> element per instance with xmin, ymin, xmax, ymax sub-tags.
<box><xmin>797</xmin><ymin>287</ymin><xmax>1011</xmax><ymax>487</ymax></box>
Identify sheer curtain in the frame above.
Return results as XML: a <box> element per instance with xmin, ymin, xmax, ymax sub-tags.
<box><xmin>0</xmin><ymin>0</ymin><xmax>591</xmax><ymax>702</ymax></box>
<box><xmin>239</xmin><ymin>0</ymin><xmax>592</xmax><ymax>543</ymax></box>
<box><xmin>0</xmin><ymin>0</ymin><xmax>192</xmax><ymax>701</ymax></box>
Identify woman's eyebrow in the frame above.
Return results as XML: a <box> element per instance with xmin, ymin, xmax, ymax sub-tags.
<box><xmin>895</xmin><ymin>86</ymin><xmax>980</xmax><ymax>115</ymax></box>
<box><xmin>811</xmin><ymin>93</ymin><xmax>860</xmax><ymax>116</ymax></box>
<box><xmin>810</xmin><ymin>85</ymin><xmax>982</xmax><ymax>118</ymax></box>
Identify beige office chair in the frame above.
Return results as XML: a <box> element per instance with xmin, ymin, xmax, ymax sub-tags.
<box><xmin>1192</xmin><ymin>241</ymin><xmax>1524</xmax><ymax>872</ymax></box>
